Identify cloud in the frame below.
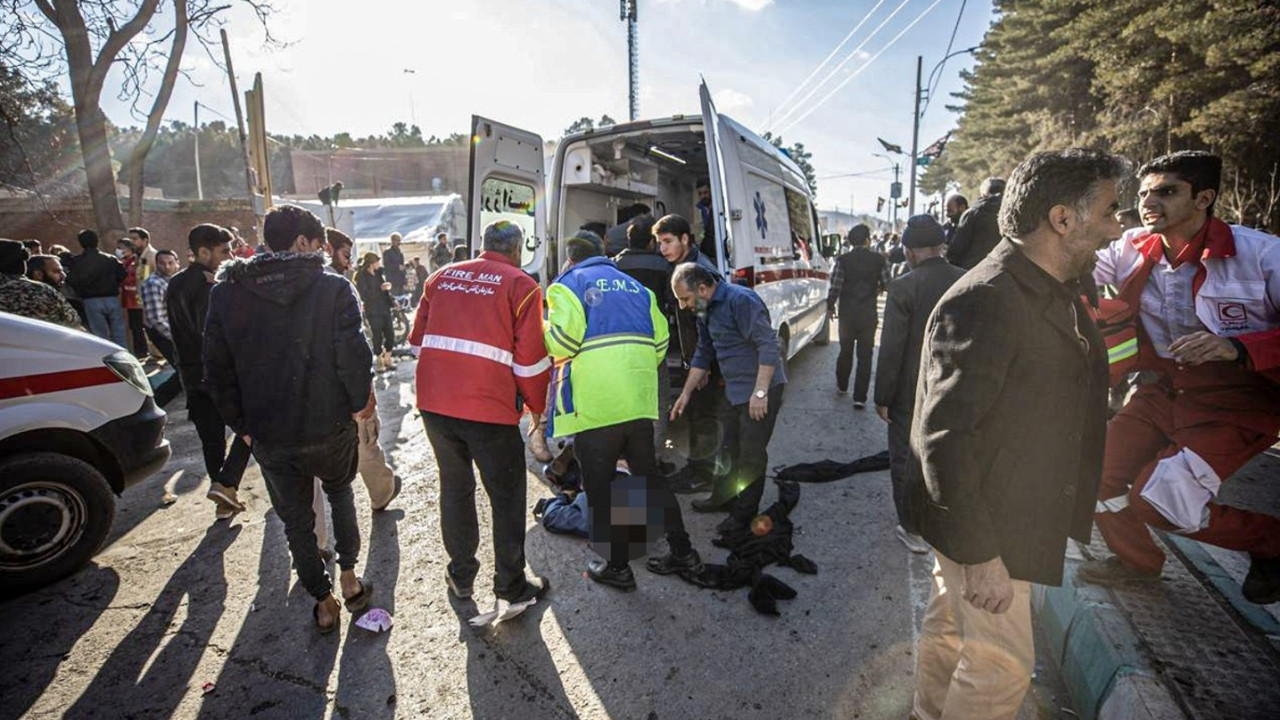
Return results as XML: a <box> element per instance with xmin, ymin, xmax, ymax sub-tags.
<box><xmin>722</xmin><ymin>0</ymin><xmax>774</xmax><ymax>10</ymax></box>
<box><xmin>713</xmin><ymin>88</ymin><xmax>754</xmax><ymax>113</ymax></box>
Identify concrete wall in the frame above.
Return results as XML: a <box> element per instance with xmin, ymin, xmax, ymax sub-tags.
<box><xmin>0</xmin><ymin>197</ymin><xmax>257</xmax><ymax>255</ymax></box>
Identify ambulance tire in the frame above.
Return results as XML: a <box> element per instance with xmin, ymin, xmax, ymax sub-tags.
<box><xmin>0</xmin><ymin>453</ymin><xmax>116</xmax><ymax>595</ymax></box>
<box><xmin>813</xmin><ymin>312</ymin><xmax>831</xmax><ymax>346</ymax></box>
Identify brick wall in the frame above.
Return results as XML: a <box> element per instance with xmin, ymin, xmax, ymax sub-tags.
<box><xmin>0</xmin><ymin>197</ymin><xmax>257</xmax><ymax>255</ymax></box>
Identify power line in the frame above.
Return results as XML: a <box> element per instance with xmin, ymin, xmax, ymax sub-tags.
<box><xmin>774</xmin><ymin>0</ymin><xmax>943</xmax><ymax>136</ymax></box>
<box><xmin>769</xmin><ymin>0</ymin><xmax>888</xmax><ymax>129</ymax></box>
<box><xmin>768</xmin><ymin>0</ymin><xmax>915</xmax><ymax>132</ymax></box>
<box><xmin>921</xmin><ymin>0</ymin><xmax>967</xmax><ymax>117</ymax></box>
<box><xmin>817</xmin><ymin>165</ymin><xmax>897</xmax><ymax>180</ymax></box>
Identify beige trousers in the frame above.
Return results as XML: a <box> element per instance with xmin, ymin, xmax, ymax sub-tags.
<box><xmin>314</xmin><ymin>414</ymin><xmax>396</xmax><ymax>550</ymax></box>
<box><xmin>912</xmin><ymin>551</ymin><xmax>1034</xmax><ymax>720</ymax></box>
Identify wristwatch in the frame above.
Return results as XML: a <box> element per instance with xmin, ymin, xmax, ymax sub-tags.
<box><xmin>754</xmin><ymin>389</ymin><xmax>767</xmax><ymax>399</ymax></box>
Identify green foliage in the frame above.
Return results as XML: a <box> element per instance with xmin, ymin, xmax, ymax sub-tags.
<box><xmin>762</xmin><ymin>132</ymin><xmax>818</xmax><ymax>196</ymax></box>
<box><xmin>563</xmin><ymin>115</ymin><xmax>619</xmax><ymax>136</ymax></box>
<box><xmin>0</xmin><ymin>63</ymin><xmax>82</xmax><ymax>196</ymax></box>
<box><xmin>923</xmin><ymin>0</ymin><xmax>1280</xmax><ymax>230</ymax></box>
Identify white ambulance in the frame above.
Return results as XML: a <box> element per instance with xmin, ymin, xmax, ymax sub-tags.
<box><xmin>465</xmin><ymin>81</ymin><xmax>834</xmax><ymax>360</ymax></box>
<box><xmin>0</xmin><ymin>313</ymin><xmax>170</xmax><ymax>593</ymax></box>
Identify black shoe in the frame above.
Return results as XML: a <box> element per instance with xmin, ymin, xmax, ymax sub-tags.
<box><xmin>502</xmin><ymin>576</ymin><xmax>550</xmax><ymax>605</ymax></box>
<box><xmin>691</xmin><ymin>495</ymin><xmax>734</xmax><ymax>513</ymax></box>
<box><xmin>853</xmin><ymin>401</ymin><xmax>866</xmax><ymax>410</ymax></box>
<box><xmin>646</xmin><ymin>549</ymin><xmax>702</xmax><ymax>576</ymax></box>
<box><xmin>1243</xmin><ymin>554</ymin><xmax>1280</xmax><ymax>605</ymax></box>
<box><xmin>586</xmin><ymin>560</ymin><xmax>636</xmax><ymax>592</ymax></box>
<box><xmin>1075</xmin><ymin>556</ymin><xmax>1162</xmax><ymax>586</ymax></box>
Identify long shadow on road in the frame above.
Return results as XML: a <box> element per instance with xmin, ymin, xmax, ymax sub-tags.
<box><xmin>63</xmin><ymin>523</ymin><xmax>242</xmax><ymax>719</ymax></box>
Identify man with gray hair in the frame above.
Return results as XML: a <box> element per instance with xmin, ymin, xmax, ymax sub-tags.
<box><xmin>948</xmin><ymin>176</ymin><xmax>1006</xmax><ymax>270</ymax></box>
<box><xmin>671</xmin><ymin>261</ymin><xmax>787</xmax><ymax>541</ymax></box>
<box><xmin>409</xmin><ymin>220</ymin><xmax>552</xmax><ymax>614</ymax></box>
<box><xmin>908</xmin><ymin>149</ymin><xmax>1123</xmax><ymax>719</ymax></box>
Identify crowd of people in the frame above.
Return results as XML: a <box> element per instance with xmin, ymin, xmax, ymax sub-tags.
<box><xmin>1</xmin><ymin>147</ymin><xmax>1277</xmax><ymax>719</ymax></box>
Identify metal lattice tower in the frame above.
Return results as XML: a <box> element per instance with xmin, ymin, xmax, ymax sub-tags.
<box><xmin>621</xmin><ymin>0</ymin><xmax>638</xmax><ymax>121</ymax></box>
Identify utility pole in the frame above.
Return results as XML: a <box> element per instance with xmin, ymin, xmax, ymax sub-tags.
<box><xmin>193</xmin><ymin>101</ymin><xmax>203</xmax><ymax>200</ymax></box>
<box><xmin>909</xmin><ymin>55</ymin><xmax>922</xmax><ymax>217</ymax></box>
<box><xmin>221</xmin><ymin>29</ymin><xmax>256</xmax><ymax>222</ymax></box>
<box><xmin>621</xmin><ymin>0</ymin><xmax>638</xmax><ymax>121</ymax></box>
<box><xmin>891</xmin><ymin>160</ymin><xmax>901</xmax><ymax>228</ymax></box>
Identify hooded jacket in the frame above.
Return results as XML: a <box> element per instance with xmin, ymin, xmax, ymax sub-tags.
<box><xmin>203</xmin><ymin>251</ymin><xmax>373</xmax><ymax>446</ymax></box>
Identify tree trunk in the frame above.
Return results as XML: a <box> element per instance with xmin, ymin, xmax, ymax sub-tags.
<box><xmin>75</xmin><ymin>103</ymin><xmax>126</xmax><ymax>240</ymax></box>
<box><xmin>128</xmin><ymin>0</ymin><xmax>189</xmax><ymax>226</ymax></box>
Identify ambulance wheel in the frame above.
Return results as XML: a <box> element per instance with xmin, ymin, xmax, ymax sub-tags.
<box><xmin>0</xmin><ymin>453</ymin><xmax>115</xmax><ymax>595</ymax></box>
<box><xmin>813</xmin><ymin>312</ymin><xmax>831</xmax><ymax>346</ymax></box>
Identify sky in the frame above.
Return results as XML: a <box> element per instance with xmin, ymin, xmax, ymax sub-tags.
<box><xmin>92</xmin><ymin>0</ymin><xmax>995</xmax><ymax>216</ymax></box>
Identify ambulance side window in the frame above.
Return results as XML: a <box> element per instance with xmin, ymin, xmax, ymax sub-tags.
<box><xmin>785</xmin><ymin>187</ymin><xmax>814</xmax><ymax>263</ymax></box>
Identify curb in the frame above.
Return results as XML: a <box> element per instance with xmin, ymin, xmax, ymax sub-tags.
<box><xmin>1033</xmin><ymin>563</ymin><xmax>1186</xmax><ymax>720</ymax></box>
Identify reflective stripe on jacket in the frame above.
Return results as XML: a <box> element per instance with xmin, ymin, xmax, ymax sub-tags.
<box><xmin>544</xmin><ymin>256</ymin><xmax>669</xmax><ymax>437</ymax></box>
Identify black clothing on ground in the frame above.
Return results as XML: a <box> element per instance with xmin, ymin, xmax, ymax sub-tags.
<box><xmin>181</xmin><ymin>367</ymin><xmax>252</xmax><ymax>490</ymax></box>
<box><xmin>421</xmin><ymin>411</ymin><xmax>530</xmax><ymax>601</ymax></box>
<box><xmin>254</xmin><ymin>424</ymin><xmax>361</xmax><ymax>600</ymax></box>
<box><xmin>836</xmin><ymin>315</ymin><xmax>876</xmax><ymax>401</ymax></box>
<box><xmin>67</xmin><ymin>249</ymin><xmax>125</xmax><ymax>299</ymax></box>
<box><xmin>772</xmin><ymin>450</ymin><xmax>891</xmax><ymax>483</ymax></box>
<box><xmin>575</xmin><ymin>418</ymin><xmax>691</xmax><ymax>568</ymax></box>
<box><xmin>682</xmin><ymin>481</ymin><xmax>817</xmax><ymax>615</ymax></box>
<box><xmin>203</xmin><ymin>251</ymin><xmax>374</xmax><ymax>446</ymax></box>
<box><xmin>947</xmin><ymin>193</ymin><xmax>1003</xmax><ymax>270</ymax></box>
<box><xmin>165</xmin><ymin>262</ymin><xmax>217</xmax><ymax>378</ymax></box>
<box><xmin>910</xmin><ymin>239</ymin><xmax>1108</xmax><ymax>586</ymax></box>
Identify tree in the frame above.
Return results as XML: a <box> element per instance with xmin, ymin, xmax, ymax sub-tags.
<box><xmin>3</xmin><ymin>1</ymin><xmax>276</xmax><ymax>238</ymax></box>
<box><xmin>0</xmin><ymin>62</ymin><xmax>80</xmax><ymax>197</ymax></box>
<box><xmin>563</xmin><ymin>114</ymin><xmax>618</xmax><ymax>136</ymax></box>
<box><xmin>762</xmin><ymin>132</ymin><xmax>818</xmax><ymax>196</ymax></box>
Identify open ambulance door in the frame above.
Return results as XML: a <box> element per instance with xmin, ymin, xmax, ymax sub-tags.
<box><xmin>699</xmin><ymin>81</ymin><xmax>732</xmax><ymax>274</ymax></box>
<box><xmin>467</xmin><ymin>115</ymin><xmax>547</xmax><ymax>277</ymax></box>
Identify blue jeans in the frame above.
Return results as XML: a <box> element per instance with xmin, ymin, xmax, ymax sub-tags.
<box><xmin>83</xmin><ymin>296</ymin><xmax>127</xmax><ymax>347</ymax></box>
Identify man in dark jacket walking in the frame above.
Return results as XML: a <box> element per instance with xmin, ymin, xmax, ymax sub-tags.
<box><xmin>947</xmin><ymin>177</ymin><xmax>1005</xmax><ymax>270</ymax></box>
<box><xmin>165</xmin><ymin>224</ymin><xmax>251</xmax><ymax>520</ymax></box>
<box><xmin>827</xmin><ymin>224</ymin><xmax>885</xmax><ymax>407</ymax></box>
<box><xmin>873</xmin><ymin>215</ymin><xmax>965</xmax><ymax>555</ymax></box>
<box><xmin>909</xmin><ymin>150</ymin><xmax>1123</xmax><ymax>720</ymax></box>
<box><xmin>204</xmin><ymin>204</ymin><xmax>376</xmax><ymax>633</ymax></box>
<box><xmin>67</xmin><ymin>229</ymin><xmax>127</xmax><ymax>347</ymax></box>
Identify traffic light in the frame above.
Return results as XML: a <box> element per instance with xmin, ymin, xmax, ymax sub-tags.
<box><xmin>877</xmin><ymin>196</ymin><xmax>885</xmax><ymax>212</ymax></box>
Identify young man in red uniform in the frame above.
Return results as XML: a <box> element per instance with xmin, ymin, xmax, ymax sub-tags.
<box><xmin>409</xmin><ymin>220</ymin><xmax>552</xmax><ymax>611</ymax></box>
<box><xmin>1078</xmin><ymin>152</ymin><xmax>1280</xmax><ymax>603</ymax></box>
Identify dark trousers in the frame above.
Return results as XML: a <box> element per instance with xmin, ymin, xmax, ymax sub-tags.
<box><xmin>181</xmin><ymin>369</ymin><xmax>251</xmax><ymax>489</ymax></box>
<box><xmin>575</xmin><ymin>418</ymin><xmax>691</xmax><ymax>568</ymax></box>
<box><xmin>887</xmin><ymin>405</ymin><xmax>922</xmax><ymax>534</ymax></box>
<box><xmin>126</xmin><ymin>307</ymin><xmax>147</xmax><ymax>357</ymax></box>
<box><xmin>421</xmin><ymin>411</ymin><xmax>529</xmax><ymax>600</ymax></box>
<box><xmin>718</xmin><ymin>384</ymin><xmax>785</xmax><ymax>524</ymax></box>
<box><xmin>836</xmin><ymin>313</ymin><xmax>877</xmax><ymax>401</ymax></box>
<box><xmin>367</xmin><ymin>311</ymin><xmax>395</xmax><ymax>354</ymax></box>
<box><xmin>686</xmin><ymin>372</ymin><xmax>729</xmax><ymax>483</ymax></box>
<box><xmin>254</xmin><ymin>424</ymin><xmax>361</xmax><ymax>599</ymax></box>
<box><xmin>144</xmin><ymin>327</ymin><xmax>182</xmax><ymax>407</ymax></box>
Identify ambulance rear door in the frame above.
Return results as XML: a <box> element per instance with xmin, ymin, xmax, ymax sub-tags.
<box><xmin>467</xmin><ymin>116</ymin><xmax>547</xmax><ymax>277</ymax></box>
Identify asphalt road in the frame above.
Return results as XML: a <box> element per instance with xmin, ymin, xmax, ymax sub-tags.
<box><xmin>0</xmin><ymin>326</ymin><xmax>1074</xmax><ymax>720</ymax></box>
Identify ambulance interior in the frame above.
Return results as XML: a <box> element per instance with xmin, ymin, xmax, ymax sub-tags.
<box><xmin>556</xmin><ymin>124</ymin><xmax>718</xmax><ymax>264</ymax></box>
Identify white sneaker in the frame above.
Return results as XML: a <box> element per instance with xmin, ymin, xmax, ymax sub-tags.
<box><xmin>895</xmin><ymin>525</ymin><xmax>930</xmax><ymax>554</ymax></box>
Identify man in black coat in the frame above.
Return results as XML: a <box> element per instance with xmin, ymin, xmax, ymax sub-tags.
<box><xmin>204</xmin><ymin>204</ymin><xmax>375</xmax><ymax>633</ymax></box>
<box><xmin>947</xmin><ymin>177</ymin><xmax>1005</xmax><ymax>270</ymax></box>
<box><xmin>873</xmin><ymin>215</ymin><xmax>965</xmax><ymax>555</ymax></box>
<box><xmin>827</xmin><ymin>224</ymin><xmax>885</xmax><ymax>407</ymax></box>
<box><xmin>909</xmin><ymin>149</ymin><xmax>1124</xmax><ymax>720</ymax></box>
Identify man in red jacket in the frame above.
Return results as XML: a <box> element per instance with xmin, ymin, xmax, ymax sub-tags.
<box><xmin>410</xmin><ymin>220</ymin><xmax>552</xmax><ymax>613</ymax></box>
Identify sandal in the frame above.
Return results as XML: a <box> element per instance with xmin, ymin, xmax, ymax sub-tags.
<box><xmin>314</xmin><ymin>596</ymin><xmax>340</xmax><ymax>634</ymax></box>
<box><xmin>343</xmin><ymin>579</ymin><xmax>374</xmax><ymax>614</ymax></box>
